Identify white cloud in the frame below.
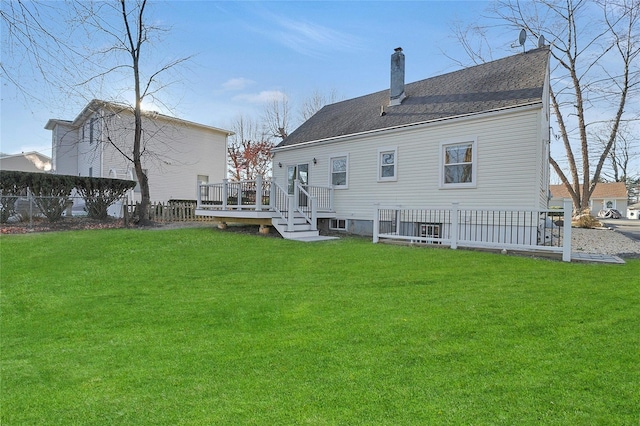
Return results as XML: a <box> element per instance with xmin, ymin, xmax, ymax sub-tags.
<box><xmin>248</xmin><ymin>10</ymin><xmax>364</xmax><ymax>57</ymax></box>
<box><xmin>222</xmin><ymin>78</ymin><xmax>255</xmax><ymax>91</ymax></box>
<box><xmin>233</xmin><ymin>90</ymin><xmax>287</xmax><ymax>104</ymax></box>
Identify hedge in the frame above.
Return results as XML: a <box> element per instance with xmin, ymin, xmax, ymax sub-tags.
<box><xmin>0</xmin><ymin>171</ymin><xmax>135</xmax><ymax>223</ymax></box>
<box><xmin>74</xmin><ymin>176</ymin><xmax>136</xmax><ymax>220</ymax></box>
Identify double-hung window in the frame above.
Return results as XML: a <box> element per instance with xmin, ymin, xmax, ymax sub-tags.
<box><xmin>378</xmin><ymin>147</ymin><xmax>397</xmax><ymax>181</ymax></box>
<box><xmin>330</xmin><ymin>155</ymin><xmax>348</xmax><ymax>188</ymax></box>
<box><xmin>440</xmin><ymin>139</ymin><xmax>476</xmax><ymax>188</ymax></box>
<box><xmin>89</xmin><ymin>118</ymin><xmax>96</xmax><ymax>145</ymax></box>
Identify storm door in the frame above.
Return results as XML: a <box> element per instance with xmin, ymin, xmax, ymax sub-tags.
<box><xmin>287</xmin><ymin>163</ymin><xmax>309</xmax><ymax>207</ymax></box>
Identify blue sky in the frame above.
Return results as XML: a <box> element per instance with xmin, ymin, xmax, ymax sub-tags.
<box><xmin>1</xmin><ymin>1</ymin><xmax>527</xmax><ymax>158</ymax></box>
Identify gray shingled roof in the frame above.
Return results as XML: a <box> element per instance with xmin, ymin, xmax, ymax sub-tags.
<box><xmin>277</xmin><ymin>47</ymin><xmax>549</xmax><ymax>148</ymax></box>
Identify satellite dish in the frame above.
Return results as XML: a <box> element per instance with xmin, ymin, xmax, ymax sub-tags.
<box><xmin>538</xmin><ymin>34</ymin><xmax>546</xmax><ymax>48</ymax></box>
<box><xmin>511</xmin><ymin>28</ymin><xmax>529</xmax><ymax>51</ymax></box>
<box><xmin>519</xmin><ymin>29</ymin><xmax>527</xmax><ymax>46</ymax></box>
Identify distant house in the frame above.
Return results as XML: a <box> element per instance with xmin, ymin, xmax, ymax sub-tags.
<box><xmin>0</xmin><ymin>151</ymin><xmax>51</xmax><ymax>173</ymax></box>
<box><xmin>549</xmin><ymin>182</ymin><xmax>628</xmax><ymax>217</ymax></box>
<box><xmin>45</xmin><ymin>99</ymin><xmax>233</xmax><ymax>203</ymax></box>
<box><xmin>197</xmin><ymin>47</ymin><xmax>553</xmax><ymax>242</ymax></box>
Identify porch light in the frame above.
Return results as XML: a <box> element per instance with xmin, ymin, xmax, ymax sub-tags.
<box><xmin>278</xmin><ymin>162</ymin><xmax>282</xmax><ymax>168</ymax></box>
<box><xmin>313</xmin><ymin>158</ymin><xmax>317</xmax><ymax>165</ymax></box>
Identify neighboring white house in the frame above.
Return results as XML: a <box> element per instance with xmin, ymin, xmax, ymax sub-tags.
<box><xmin>0</xmin><ymin>152</ymin><xmax>52</xmax><ymax>173</ymax></box>
<box><xmin>45</xmin><ymin>99</ymin><xmax>233</xmax><ymax>203</ymax></box>
<box><xmin>550</xmin><ymin>182</ymin><xmax>629</xmax><ymax>217</ymax></box>
<box><xmin>270</xmin><ymin>47</ymin><xmax>551</xmax><ymax>235</ymax></box>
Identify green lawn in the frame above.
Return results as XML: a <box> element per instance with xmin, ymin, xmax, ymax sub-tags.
<box><xmin>1</xmin><ymin>227</ymin><xmax>638</xmax><ymax>425</ymax></box>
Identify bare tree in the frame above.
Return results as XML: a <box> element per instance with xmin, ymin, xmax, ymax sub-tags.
<box><xmin>450</xmin><ymin>0</ymin><xmax>640</xmax><ymax>213</ymax></box>
<box><xmin>1</xmin><ymin>1</ymin><xmax>90</xmax><ymax>108</ymax></box>
<box><xmin>443</xmin><ymin>20</ymin><xmax>497</xmax><ymax>66</ymax></box>
<box><xmin>263</xmin><ymin>92</ymin><xmax>291</xmax><ymax>140</ymax></box>
<box><xmin>72</xmin><ymin>1</ymin><xmax>191</xmax><ymax>223</ymax></box>
<box><xmin>3</xmin><ymin>1</ymin><xmax>191</xmax><ymax>224</ymax></box>
<box><xmin>299</xmin><ymin>88</ymin><xmax>341</xmax><ymax>122</ymax></box>
<box><xmin>593</xmin><ymin>122</ymin><xmax>639</xmax><ymax>183</ymax></box>
<box><xmin>228</xmin><ymin>115</ymin><xmax>274</xmax><ymax>181</ymax></box>
<box><xmin>228</xmin><ymin>89</ymin><xmax>340</xmax><ymax>179</ymax></box>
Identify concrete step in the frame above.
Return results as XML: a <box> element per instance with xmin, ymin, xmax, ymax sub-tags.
<box><xmin>292</xmin><ymin>235</ymin><xmax>340</xmax><ymax>242</ymax></box>
<box><xmin>278</xmin><ymin>229</ymin><xmax>321</xmax><ymax>240</ymax></box>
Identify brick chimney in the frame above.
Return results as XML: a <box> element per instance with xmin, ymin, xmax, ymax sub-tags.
<box><xmin>390</xmin><ymin>47</ymin><xmax>406</xmax><ymax>106</ymax></box>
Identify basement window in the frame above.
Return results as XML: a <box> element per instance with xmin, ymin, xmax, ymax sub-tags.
<box><xmin>329</xmin><ymin>219</ymin><xmax>347</xmax><ymax>230</ymax></box>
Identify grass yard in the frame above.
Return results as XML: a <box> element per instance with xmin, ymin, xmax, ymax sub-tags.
<box><xmin>1</xmin><ymin>227</ymin><xmax>639</xmax><ymax>425</ymax></box>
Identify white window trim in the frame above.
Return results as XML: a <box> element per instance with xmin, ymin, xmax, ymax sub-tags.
<box><xmin>377</xmin><ymin>146</ymin><xmax>398</xmax><ymax>182</ymax></box>
<box><xmin>439</xmin><ymin>138</ymin><xmax>477</xmax><ymax>189</ymax></box>
<box><xmin>329</xmin><ymin>218</ymin><xmax>347</xmax><ymax>230</ymax></box>
<box><xmin>329</xmin><ymin>153</ymin><xmax>349</xmax><ymax>189</ymax></box>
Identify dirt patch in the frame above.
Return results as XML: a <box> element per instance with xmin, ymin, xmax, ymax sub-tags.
<box><xmin>1</xmin><ymin>217</ymin><xmax>126</xmax><ymax>234</ymax></box>
<box><xmin>0</xmin><ymin>218</ymin><xmax>281</xmax><ymax>237</ymax></box>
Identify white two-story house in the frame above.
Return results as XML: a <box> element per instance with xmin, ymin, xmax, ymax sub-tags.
<box><xmin>46</xmin><ymin>99</ymin><xmax>233</xmax><ymax>203</ymax></box>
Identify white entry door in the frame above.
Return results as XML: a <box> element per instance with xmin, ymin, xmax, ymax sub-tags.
<box><xmin>287</xmin><ymin>163</ymin><xmax>309</xmax><ymax>206</ymax></box>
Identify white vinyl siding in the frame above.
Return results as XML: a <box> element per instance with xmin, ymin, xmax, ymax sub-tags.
<box><xmin>77</xmin><ymin>113</ymin><xmax>102</xmax><ymax>178</ymax></box>
<box><xmin>48</xmin><ymin>102</ymin><xmax>230</xmax><ymax>203</ymax></box>
<box><xmin>51</xmin><ymin>122</ymin><xmax>79</xmax><ymax>175</ymax></box>
<box><xmin>272</xmin><ymin>106</ymin><xmax>545</xmax><ymax>221</ymax></box>
<box><xmin>95</xmin><ymin>110</ymin><xmax>228</xmax><ymax>202</ymax></box>
<box><xmin>538</xmin><ymin>63</ymin><xmax>551</xmax><ymax>209</ymax></box>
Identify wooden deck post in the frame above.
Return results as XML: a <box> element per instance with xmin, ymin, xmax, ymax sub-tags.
<box><xmin>196</xmin><ymin>180</ymin><xmax>202</xmax><ymax>208</ymax></box>
<box><xmin>310</xmin><ymin>197</ymin><xmax>318</xmax><ymax>231</ymax></box>
<box><xmin>256</xmin><ymin>176</ymin><xmax>263</xmax><ymax>211</ymax></box>
<box><xmin>222</xmin><ymin>179</ymin><xmax>228</xmax><ymax>210</ymax></box>
<box><xmin>288</xmin><ymin>179</ymin><xmax>299</xmax><ymax>231</ymax></box>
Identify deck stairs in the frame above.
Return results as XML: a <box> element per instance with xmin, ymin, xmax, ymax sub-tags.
<box><xmin>195</xmin><ymin>178</ymin><xmax>338</xmax><ymax>242</ymax></box>
<box><xmin>271</xmin><ymin>212</ymin><xmax>338</xmax><ymax>242</ymax></box>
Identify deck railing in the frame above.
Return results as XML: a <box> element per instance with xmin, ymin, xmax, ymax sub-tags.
<box><xmin>373</xmin><ymin>200</ymin><xmax>573</xmax><ymax>261</ymax></box>
<box><xmin>196</xmin><ymin>178</ymin><xmax>333</xmax><ymax>233</ymax></box>
<box><xmin>197</xmin><ymin>177</ymin><xmax>270</xmax><ymax>211</ymax></box>
<box><xmin>271</xmin><ymin>180</ymin><xmax>290</xmax><ymax>222</ymax></box>
<box><xmin>196</xmin><ymin>178</ymin><xmax>333</xmax><ymax>217</ymax></box>
<box><xmin>306</xmin><ymin>185</ymin><xmax>333</xmax><ymax>211</ymax></box>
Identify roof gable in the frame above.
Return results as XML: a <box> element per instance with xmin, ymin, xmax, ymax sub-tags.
<box><xmin>45</xmin><ymin>99</ymin><xmax>233</xmax><ymax>135</ymax></box>
<box><xmin>278</xmin><ymin>47</ymin><xmax>550</xmax><ymax>148</ymax></box>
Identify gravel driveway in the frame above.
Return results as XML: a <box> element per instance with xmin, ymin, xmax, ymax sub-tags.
<box><xmin>572</xmin><ymin>226</ymin><xmax>640</xmax><ymax>258</ymax></box>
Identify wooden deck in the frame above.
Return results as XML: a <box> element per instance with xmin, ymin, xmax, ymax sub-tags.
<box><xmin>195</xmin><ymin>178</ymin><xmax>335</xmax><ymax>240</ymax></box>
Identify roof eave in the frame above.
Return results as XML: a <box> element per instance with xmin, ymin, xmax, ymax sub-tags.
<box><xmin>274</xmin><ymin>101</ymin><xmax>543</xmax><ymax>152</ymax></box>
<box><xmin>58</xmin><ymin>99</ymin><xmax>233</xmax><ymax>136</ymax></box>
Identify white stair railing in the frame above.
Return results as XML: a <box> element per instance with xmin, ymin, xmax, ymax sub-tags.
<box><xmin>270</xmin><ymin>180</ymin><xmax>318</xmax><ymax>232</ymax></box>
<box><xmin>270</xmin><ymin>180</ymin><xmax>290</xmax><ymax>223</ymax></box>
<box><xmin>295</xmin><ymin>181</ymin><xmax>317</xmax><ymax>231</ymax></box>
